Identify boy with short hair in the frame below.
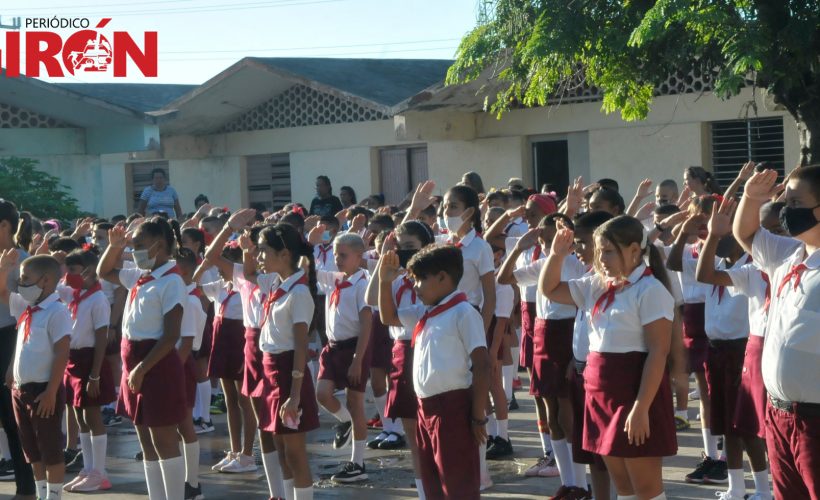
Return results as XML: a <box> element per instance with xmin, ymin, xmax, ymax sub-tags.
<box><xmin>657</xmin><ymin>180</ymin><xmax>680</xmax><ymax>206</ymax></box>
<box><xmin>379</xmin><ymin>246</ymin><xmax>490</xmax><ymax>499</ymax></box>
<box><xmin>315</xmin><ymin>233</ymin><xmax>373</xmax><ymax>483</ymax></box>
<box><xmin>0</xmin><ymin>252</ymin><xmax>72</xmax><ymax>500</ymax></box>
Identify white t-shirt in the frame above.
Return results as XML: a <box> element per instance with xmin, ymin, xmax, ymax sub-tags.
<box><xmin>752</xmin><ymin>229</ymin><xmax>820</xmax><ymax>403</ymax></box>
<box><xmin>317</xmin><ymin>269</ymin><xmax>369</xmax><ymax>342</ymax></box>
<box><xmin>314</xmin><ymin>243</ymin><xmax>338</xmax><ymax>285</ymax></box>
<box><xmin>388</xmin><ymin>275</ymin><xmax>417</xmax><ymax>341</ymax></box>
<box><xmin>57</xmin><ymin>285</ymin><xmax>109</xmax><ymax>349</ymax></box>
<box><xmin>201</xmin><ymin>279</ymin><xmax>243</xmax><ymax>320</ymax></box>
<box><xmin>568</xmin><ymin>264</ymin><xmax>675</xmax><ymax>353</ymax></box>
<box><xmin>703</xmin><ymin>255</ymin><xmax>751</xmax><ymax>341</ymax></box>
<box><xmin>504</xmin><ymin>218</ymin><xmax>529</xmax><ymax>238</ymax></box>
<box><xmin>514</xmin><ymin>254</ymin><xmax>585</xmax><ymax>320</ymax></box>
<box><xmin>258</xmin><ymin>270</ymin><xmax>315</xmax><ymax>353</ymax></box>
<box><xmin>724</xmin><ymin>262</ymin><xmax>770</xmax><ymax>338</ymax></box>
<box><xmin>678</xmin><ymin>243</ymin><xmax>712</xmax><ymax>304</ymax></box>
<box><xmin>495</xmin><ymin>281</ymin><xmax>514</xmax><ymax>319</ymax></box>
<box><xmin>504</xmin><ymin>237</ymin><xmax>543</xmax><ymax>302</ymax></box>
<box><xmin>437</xmin><ymin>229</ymin><xmax>495</xmax><ymax>308</ymax></box>
<box><xmin>397</xmin><ymin>291</ymin><xmax>487</xmax><ymax>398</ymax></box>
<box><xmin>181</xmin><ymin>284</ymin><xmax>207</xmax><ymax>351</ymax></box>
<box><xmin>10</xmin><ymin>292</ymin><xmax>72</xmax><ymax>385</ymax></box>
<box><xmin>119</xmin><ymin>261</ymin><xmax>186</xmax><ymax>341</ymax></box>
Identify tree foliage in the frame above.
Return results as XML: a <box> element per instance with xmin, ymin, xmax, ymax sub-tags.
<box><xmin>0</xmin><ymin>156</ymin><xmax>83</xmax><ymax>222</ymax></box>
<box><xmin>449</xmin><ymin>0</ymin><xmax>820</xmax><ymax>164</ymax></box>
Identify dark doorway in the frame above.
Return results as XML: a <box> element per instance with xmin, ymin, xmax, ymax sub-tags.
<box><xmin>533</xmin><ymin>140</ymin><xmax>569</xmax><ymax>196</ymax></box>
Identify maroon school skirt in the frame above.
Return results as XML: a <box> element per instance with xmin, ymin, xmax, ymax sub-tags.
<box><xmin>583</xmin><ymin>351</ymin><xmax>677</xmax><ymax>458</ymax></box>
<box><xmin>531</xmin><ymin>318</ymin><xmax>574</xmax><ymax>399</ymax></box>
<box><xmin>385</xmin><ymin>340</ymin><xmax>417</xmax><ymax>420</ymax></box>
<box><xmin>520</xmin><ymin>301</ymin><xmax>536</xmax><ymax>369</ymax></box>
<box><xmin>118</xmin><ymin>339</ymin><xmax>186</xmax><ymax>427</ymax></box>
<box><xmin>570</xmin><ymin>363</ymin><xmax>606</xmax><ymax>470</ymax></box>
<box><xmin>733</xmin><ymin>335</ymin><xmax>766</xmax><ymax>439</ymax></box>
<box><xmin>241</xmin><ymin>327</ymin><xmax>266</xmax><ymax>398</ymax></box>
<box><xmin>318</xmin><ymin>337</ymin><xmax>371</xmax><ymax>392</ymax></box>
<box><xmin>371</xmin><ymin>314</ymin><xmax>394</xmax><ymax>371</ymax></box>
<box><xmin>259</xmin><ymin>351</ymin><xmax>320</xmax><ymax>435</ymax></box>
<box><xmin>182</xmin><ymin>354</ymin><xmax>197</xmax><ymax>409</ymax></box>
<box><xmin>682</xmin><ymin>303</ymin><xmax>708</xmax><ymax>373</ymax></box>
<box><xmin>706</xmin><ymin>338</ymin><xmax>749</xmax><ymax>437</ymax></box>
<box><xmin>208</xmin><ymin>316</ymin><xmax>245</xmax><ymax>380</ymax></box>
<box><xmin>197</xmin><ymin>303</ymin><xmax>215</xmax><ymax>360</ymax></box>
<box><xmin>64</xmin><ymin>347</ymin><xmax>116</xmax><ymax>408</ymax></box>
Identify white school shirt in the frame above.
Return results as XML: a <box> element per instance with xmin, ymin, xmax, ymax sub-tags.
<box><xmin>181</xmin><ymin>284</ymin><xmax>207</xmax><ymax>351</ymax></box>
<box><xmin>678</xmin><ymin>243</ymin><xmax>711</xmax><ymax>303</ymax></box>
<box><xmin>232</xmin><ymin>263</ymin><xmax>273</xmax><ymax>329</ymax></box>
<box><xmin>513</xmin><ymin>254</ymin><xmax>585</xmax><ymax>320</ymax></box>
<box><xmin>201</xmin><ymin>279</ymin><xmax>243</xmax><ymax>320</ymax></box>
<box><xmin>397</xmin><ymin>291</ymin><xmax>487</xmax><ymax>398</ymax></box>
<box><xmin>495</xmin><ymin>281</ymin><xmax>514</xmax><ymax>319</ymax></box>
<box><xmin>702</xmin><ymin>255</ymin><xmax>751</xmax><ymax>341</ymax></box>
<box><xmin>504</xmin><ymin>217</ymin><xmax>529</xmax><ymax>238</ymax></box>
<box><xmin>572</xmin><ymin>269</ymin><xmax>596</xmax><ymax>362</ymax></box>
<box><xmin>100</xmin><ymin>279</ymin><xmax>118</xmax><ymax>306</ymax></box>
<box><xmin>436</xmin><ymin>229</ymin><xmax>495</xmax><ymax>307</ymax></box>
<box><xmin>505</xmin><ymin>237</ymin><xmax>543</xmax><ymax>302</ymax></box>
<box><xmin>317</xmin><ymin>268</ymin><xmax>369</xmax><ymax>342</ymax></box>
<box><xmin>751</xmin><ymin>229</ymin><xmax>820</xmax><ymax>403</ymax></box>
<box><xmin>119</xmin><ymin>261</ymin><xmax>186</xmax><ymax>341</ymax></box>
<box><xmin>257</xmin><ymin>269</ymin><xmax>315</xmax><ymax>353</ymax></box>
<box><xmin>57</xmin><ymin>285</ymin><xmax>109</xmax><ymax>349</ymax></box>
<box><xmin>314</xmin><ymin>243</ymin><xmax>338</xmax><ymax>277</ymax></box>
<box><xmin>654</xmin><ymin>242</ymin><xmax>685</xmax><ymax>307</ymax></box>
<box><xmin>568</xmin><ymin>264</ymin><xmax>675</xmax><ymax>353</ymax></box>
<box><xmin>10</xmin><ymin>292</ymin><xmax>72</xmax><ymax>385</ymax></box>
<box><xmin>388</xmin><ymin>275</ymin><xmax>417</xmax><ymax>341</ymax></box>
<box><xmin>724</xmin><ymin>262</ymin><xmax>769</xmax><ymax>338</ymax></box>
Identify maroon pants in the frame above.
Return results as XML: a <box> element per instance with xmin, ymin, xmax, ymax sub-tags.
<box><xmin>416</xmin><ymin>389</ymin><xmax>479</xmax><ymax>500</ymax></box>
<box><xmin>705</xmin><ymin>338</ymin><xmax>749</xmax><ymax>437</ymax></box>
<box><xmin>766</xmin><ymin>402</ymin><xmax>820</xmax><ymax>500</ymax></box>
<box><xmin>12</xmin><ymin>382</ymin><xmax>65</xmax><ymax>466</ymax></box>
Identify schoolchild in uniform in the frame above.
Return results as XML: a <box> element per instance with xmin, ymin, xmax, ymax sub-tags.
<box><xmin>379</xmin><ymin>246</ymin><xmax>490</xmax><ymax>500</ymax></box>
<box><xmin>734</xmin><ymin>166</ymin><xmax>820</xmax><ymax>499</ymax></box>
<box><xmin>542</xmin><ymin>215</ymin><xmax>677</xmax><ymax>500</ymax></box>
<box><xmin>0</xmin><ymin>253</ymin><xmax>71</xmax><ymax>500</ymax></box>
<box><xmin>313</xmin><ymin>214</ymin><xmax>340</xmax><ymax>348</ymax></box>
<box><xmin>97</xmin><ymin>218</ymin><xmax>187</xmax><ymax>500</ymax></box>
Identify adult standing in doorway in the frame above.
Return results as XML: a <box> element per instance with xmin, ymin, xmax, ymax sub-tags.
<box><xmin>339</xmin><ymin>186</ymin><xmax>357</xmax><ymax>209</ymax></box>
<box><xmin>309</xmin><ymin>176</ymin><xmax>343</xmax><ymax>217</ymax></box>
<box><xmin>137</xmin><ymin>168</ymin><xmax>183</xmax><ymax>219</ymax></box>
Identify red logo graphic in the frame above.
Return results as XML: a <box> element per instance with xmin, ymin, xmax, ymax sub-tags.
<box><xmin>1</xmin><ymin>18</ymin><xmax>158</xmax><ymax>78</ymax></box>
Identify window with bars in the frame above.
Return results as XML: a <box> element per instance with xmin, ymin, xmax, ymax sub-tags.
<box><xmin>378</xmin><ymin>146</ymin><xmax>428</xmax><ymax>206</ymax></box>
<box><xmin>246</xmin><ymin>154</ymin><xmax>291</xmax><ymax>212</ymax></box>
<box><xmin>710</xmin><ymin>117</ymin><xmax>785</xmax><ymax>190</ymax></box>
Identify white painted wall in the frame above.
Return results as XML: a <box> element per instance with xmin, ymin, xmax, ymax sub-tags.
<box><xmin>289</xmin><ymin>148</ymin><xmax>375</xmax><ymax>208</ymax></box>
<box><xmin>427</xmin><ymin>137</ymin><xmax>526</xmax><ymax>196</ymax></box>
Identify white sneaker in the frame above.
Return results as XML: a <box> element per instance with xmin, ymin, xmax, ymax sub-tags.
<box><xmin>71</xmin><ymin>469</ymin><xmax>112</xmax><ymax>492</ymax></box>
<box><xmin>220</xmin><ymin>453</ymin><xmax>257</xmax><ymax>473</ymax></box>
<box><xmin>689</xmin><ymin>388</ymin><xmax>701</xmax><ymax>400</ymax></box>
<box><xmin>63</xmin><ymin>471</ymin><xmax>88</xmax><ymax>491</ymax></box>
<box><xmin>211</xmin><ymin>452</ymin><xmax>235</xmax><ymax>471</ymax></box>
<box><xmin>715</xmin><ymin>492</ymin><xmax>744</xmax><ymax>500</ymax></box>
<box><xmin>480</xmin><ymin>476</ymin><xmax>493</xmax><ymax>491</ymax></box>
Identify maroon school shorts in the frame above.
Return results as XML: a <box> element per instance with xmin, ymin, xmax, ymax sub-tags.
<box><xmin>682</xmin><ymin>303</ymin><xmax>708</xmax><ymax>373</ymax></box>
<box><xmin>705</xmin><ymin>338</ymin><xmax>749</xmax><ymax>437</ymax></box>
<box><xmin>583</xmin><ymin>351</ymin><xmax>677</xmax><ymax>458</ymax></box>
<box><xmin>207</xmin><ymin>316</ymin><xmax>245</xmax><ymax>381</ymax></box>
<box><xmin>64</xmin><ymin>347</ymin><xmax>116</xmax><ymax>408</ymax></box>
<box><xmin>766</xmin><ymin>400</ymin><xmax>820</xmax><ymax>500</ymax></box>
<box><xmin>12</xmin><ymin>382</ymin><xmax>65</xmax><ymax>466</ymax></box>
<box><xmin>118</xmin><ymin>339</ymin><xmax>186</xmax><ymax>427</ymax></box>
<box><xmin>530</xmin><ymin>318</ymin><xmax>574</xmax><ymax>399</ymax></box>
<box><xmin>416</xmin><ymin>388</ymin><xmax>480</xmax><ymax>500</ymax></box>
<box><xmin>569</xmin><ymin>362</ymin><xmax>606</xmax><ymax>470</ymax></box>
<box><xmin>241</xmin><ymin>327</ymin><xmax>266</xmax><ymax>398</ymax></box>
<box><xmin>733</xmin><ymin>335</ymin><xmax>766</xmax><ymax>439</ymax></box>
<box><xmin>259</xmin><ymin>351</ymin><xmax>320</xmax><ymax>435</ymax></box>
<box><xmin>370</xmin><ymin>314</ymin><xmax>394</xmax><ymax>371</ymax></box>
<box><xmin>385</xmin><ymin>340</ymin><xmax>417</xmax><ymax>420</ymax></box>
<box><xmin>318</xmin><ymin>338</ymin><xmax>371</xmax><ymax>393</ymax></box>
<box><xmin>520</xmin><ymin>301</ymin><xmax>536</xmax><ymax>369</ymax></box>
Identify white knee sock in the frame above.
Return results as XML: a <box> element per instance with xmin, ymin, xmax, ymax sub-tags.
<box><xmin>183</xmin><ymin>441</ymin><xmax>200</xmax><ymax>488</ymax></box>
<box><xmin>46</xmin><ymin>483</ymin><xmax>62</xmax><ymax>499</ymax></box>
<box><xmin>35</xmin><ymin>480</ymin><xmax>47</xmax><ymax>499</ymax></box>
<box><xmin>294</xmin><ymin>486</ymin><xmax>314</xmax><ymax>500</ymax></box>
<box><xmin>262</xmin><ymin>451</ymin><xmax>285</xmax><ymax>498</ymax></box>
<box><xmin>551</xmin><ymin>438</ymin><xmax>574</xmax><ymax>486</ymax></box>
<box><xmin>502</xmin><ymin>364</ymin><xmax>514</xmax><ymax>400</ymax></box>
<box><xmin>283</xmin><ymin>478</ymin><xmax>295</xmax><ymax>500</ymax></box>
<box><xmin>79</xmin><ymin>432</ymin><xmax>93</xmax><ymax>472</ymax></box>
<box><xmin>0</xmin><ymin>428</ymin><xmax>10</xmax><ymax>460</ymax></box>
<box><xmin>479</xmin><ymin>440</ymin><xmax>490</xmax><ymax>483</ymax></box>
<box><xmin>197</xmin><ymin>382</ymin><xmax>211</xmax><ymax>421</ymax></box>
<box><xmin>143</xmin><ymin>460</ymin><xmax>166</xmax><ymax>500</ymax></box>
<box><xmin>728</xmin><ymin>468</ymin><xmax>745</xmax><ymax>498</ymax></box>
<box><xmin>159</xmin><ymin>456</ymin><xmax>185</xmax><ymax>500</ymax></box>
<box><xmin>497</xmin><ymin>419</ymin><xmax>509</xmax><ymax>440</ymax></box>
<box><xmin>332</xmin><ymin>406</ymin><xmax>351</xmax><ymax>423</ymax></box>
<box><xmin>572</xmin><ymin>461</ymin><xmax>587</xmax><ymax>488</ymax></box>
<box><xmin>487</xmin><ymin>413</ymin><xmax>498</xmax><ymax>437</ymax></box>
<box><xmin>702</xmin><ymin>428</ymin><xmax>718</xmax><ymax>459</ymax></box>
<box><xmin>91</xmin><ymin>433</ymin><xmax>108</xmax><ymax>475</ymax></box>
<box><xmin>540</xmin><ymin>431</ymin><xmax>552</xmax><ymax>456</ymax></box>
<box><xmin>415</xmin><ymin>478</ymin><xmax>426</xmax><ymax>499</ymax></box>
<box><xmin>648</xmin><ymin>494</ymin><xmax>667</xmax><ymax>500</ymax></box>
<box><xmin>753</xmin><ymin>468</ymin><xmax>771</xmax><ymax>497</ymax></box>
<box><xmin>352</xmin><ymin>440</ymin><xmax>366</xmax><ymax>466</ymax></box>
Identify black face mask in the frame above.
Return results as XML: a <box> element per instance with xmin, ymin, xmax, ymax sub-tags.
<box><xmin>779</xmin><ymin>205</ymin><xmax>820</xmax><ymax>237</ymax></box>
<box><xmin>396</xmin><ymin>249</ymin><xmax>418</xmax><ymax>268</ymax></box>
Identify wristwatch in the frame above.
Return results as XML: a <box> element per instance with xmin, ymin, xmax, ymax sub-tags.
<box><xmin>291</xmin><ymin>370</ymin><xmax>304</xmax><ymax>379</ymax></box>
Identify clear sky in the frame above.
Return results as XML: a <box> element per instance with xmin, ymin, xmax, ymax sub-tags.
<box><xmin>0</xmin><ymin>0</ymin><xmax>480</xmax><ymax>84</ymax></box>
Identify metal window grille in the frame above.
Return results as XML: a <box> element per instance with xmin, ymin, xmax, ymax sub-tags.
<box><xmin>711</xmin><ymin>117</ymin><xmax>785</xmax><ymax>190</ymax></box>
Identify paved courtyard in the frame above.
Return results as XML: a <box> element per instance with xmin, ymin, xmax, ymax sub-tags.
<box><xmin>0</xmin><ymin>375</ymin><xmax>760</xmax><ymax>499</ymax></box>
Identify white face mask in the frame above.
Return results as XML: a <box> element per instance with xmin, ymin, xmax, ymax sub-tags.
<box><xmin>17</xmin><ymin>282</ymin><xmax>43</xmax><ymax>305</ymax></box>
<box><xmin>132</xmin><ymin>249</ymin><xmax>156</xmax><ymax>271</ymax></box>
<box><xmin>321</xmin><ymin>230</ymin><xmax>331</xmax><ymax>243</ymax></box>
<box><xmin>445</xmin><ymin>216</ymin><xmax>465</xmax><ymax>233</ymax></box>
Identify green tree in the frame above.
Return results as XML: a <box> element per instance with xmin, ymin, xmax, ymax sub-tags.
<box><xmin>0</xmin><ymin>156</ymin><xmax>83</xmax><ymax>222</ymax></box>
<box><xmin>448</xmin><ymin>1</ymin><xmax>820</xmax><ymax>165</ymax></box>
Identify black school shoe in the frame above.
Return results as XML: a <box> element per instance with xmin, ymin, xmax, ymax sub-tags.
<box><xmin>486</xmin><ymin>436</ymin><xmax>514</xmax><ymax>460</ymax></box>
<box><xmin>0</xmin><ymin>458</ymin><xmax>14</xmax><ymax>480</ymax></box>
<box><xmin>64</xmin><ymin>448</ymin><xmax>83</xmax><ymax>471</ymax></box>
<box><xmin>508</xmin><ymin>393</ymin><xmax>519</xmax><ymax>411</ymax></box>
<box><xmin>367</xmin><ymin>431</ymin><xmax>389</xmax><ymax>449</ymax></box>
<box><xmin>333</xmin><ymin>421</ymin><xmax>353</xmax><ymax>449</ymax></box>
<box><xmin>378</xmin><ymin>432</ymin><xmax>406</xmax><ymax>450</ymax></box>
<box><xmin>331</xmin><ymin>462</ymin><xmax>368</xmax><ymax>483</ymax></box>
<box><xmin>184</xmin><ymin>481</ymin><xmax>204</xmax><ymax>500</ymax></box>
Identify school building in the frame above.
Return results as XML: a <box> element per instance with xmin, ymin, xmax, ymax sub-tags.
<box><xmin>0</xmin><ymin>58</ymin><xmax>800</xmax><ymax>217</ymax></box>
